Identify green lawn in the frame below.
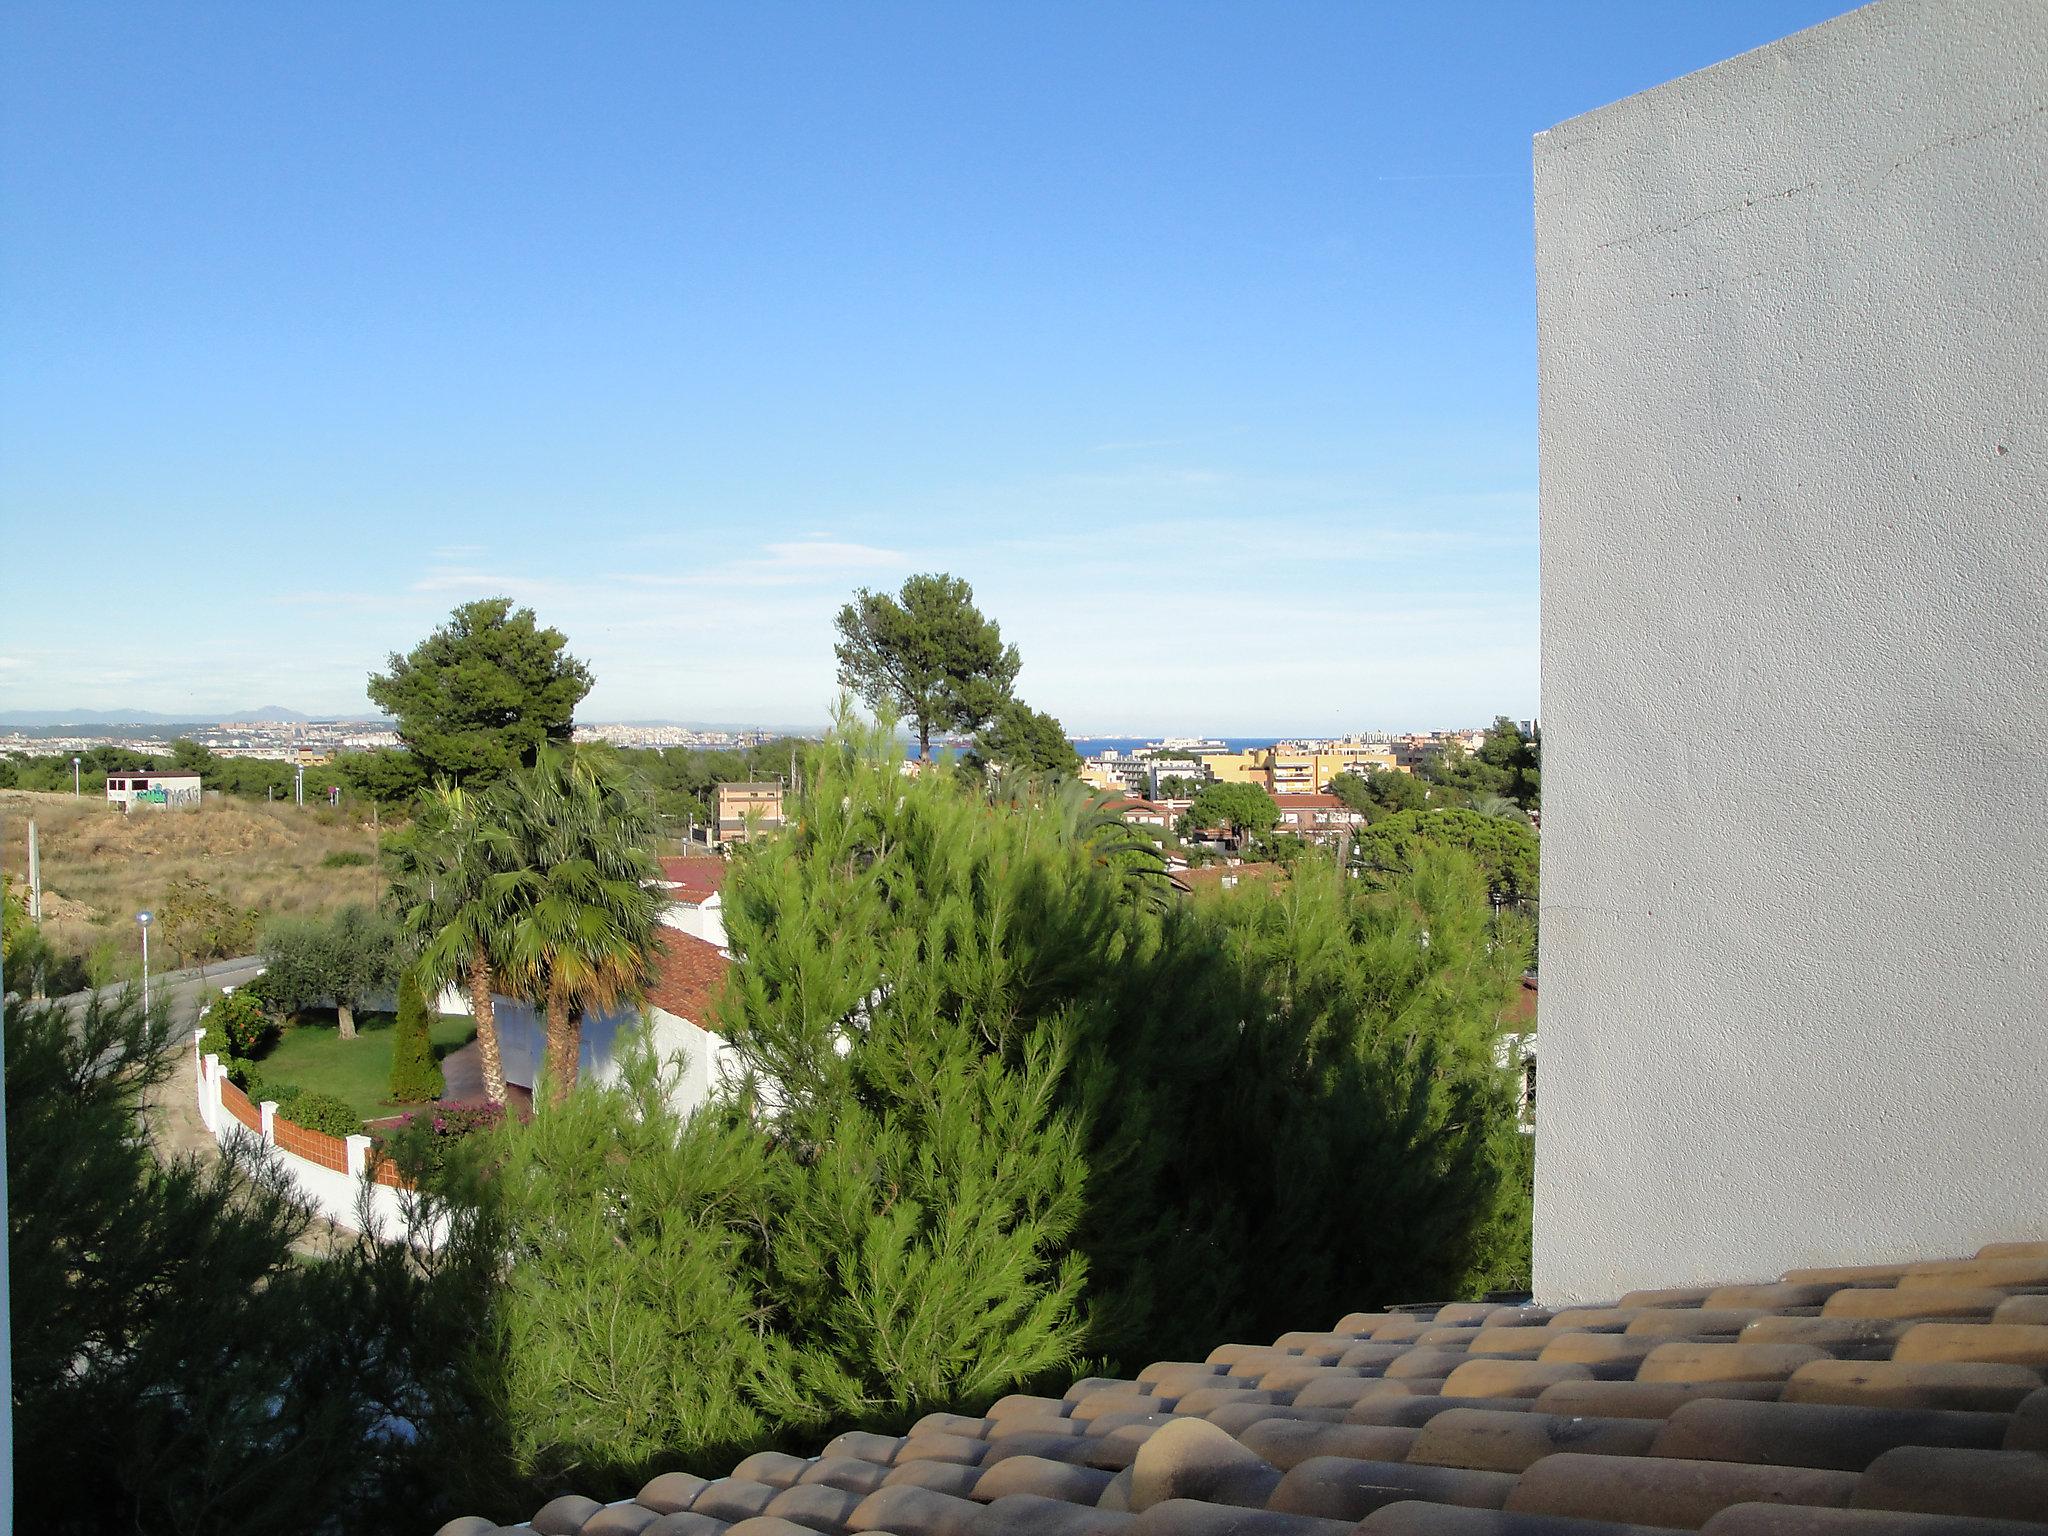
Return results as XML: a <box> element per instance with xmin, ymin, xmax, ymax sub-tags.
<box><xmin>247</xmin><ymin>1010</ymin><xmax>476</xmax><ymax>1123</ymax></box>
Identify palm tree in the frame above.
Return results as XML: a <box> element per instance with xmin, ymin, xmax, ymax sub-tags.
<box><xmin>497</xmin><ymin>746</ymin><xmax>664</xmax><ymax>1106</ymax></box>
<box><xmin>386</xmin><ymin>781</ymin><xmax>516</xmax><ymax>1107</ymax></box>
<box><xmin>1469</xmin><ymin>794</ymin><xmax>1531</xmax><ymax>825</ymax></box>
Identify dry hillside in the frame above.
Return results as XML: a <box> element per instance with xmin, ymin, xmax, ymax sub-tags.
<box><xmin>1</xmin><ymin>789</ymin><xmax>384</xmax><ymax>975</ymax></box>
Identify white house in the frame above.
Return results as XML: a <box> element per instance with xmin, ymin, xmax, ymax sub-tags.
<box><xmin>656</xmin><ymin>855</ymin><xmax>727</xmax><ymax>949</ymax></box>
<box><xmin>486</xmin><ymin>926</ymin><xmax>738</xmax><ymax>1113</ymax></box>
<box><xmin>106</xmin><ymin>769</ymin><xmax>201</xmax><ymax>810</ymax></box>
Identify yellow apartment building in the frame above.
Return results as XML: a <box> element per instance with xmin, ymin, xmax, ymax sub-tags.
<box><xmin>1202</xmin><ymin>741</ymin><xmax>1403</xmax><ymax>794</ymax></box>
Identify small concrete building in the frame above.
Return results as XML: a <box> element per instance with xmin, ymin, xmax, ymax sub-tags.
<box><xmin>105</xmin><ymin>769</ymin><xmax>201</xmax><ymax>810</ymax></box>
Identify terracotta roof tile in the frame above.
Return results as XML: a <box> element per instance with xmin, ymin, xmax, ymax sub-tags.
<box><xmin>442</xmin><ymin>1236</ymin><xmax>2048</xmax><ymax>1536</ymax></box>
<box><xmin>657</xmin><ymin>856</ymin><xmax>728</xmax><ymax>905</ymax></box>
<box><xmin>645</xmin><ymin>928</ymin><xmax>730</xmax><ymax>1026</ymax></box>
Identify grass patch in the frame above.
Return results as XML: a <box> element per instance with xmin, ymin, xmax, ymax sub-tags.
<box><xmin>249</xmin><ymin>1010</ymin><xmax>476</xmax><ymax>1124</ymax></box>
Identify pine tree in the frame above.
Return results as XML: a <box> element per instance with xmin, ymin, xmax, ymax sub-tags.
<box><xmin>389</xmin><ymin>966</ymin><xmax>445</xmax><ymax>1103</ymax></box>
<box><xmin>7</xmin><ymin>987</ymin><xmax>484</xmax><ymax>1536</ymax></box>
<box><xmin>465</xmin><ymin>1040</ymin><xmax>797</xmax><ymax>1491</ymax></box>
<box><xmin>716</xmin><ymin>718</ymin><xmax>1107</xmax><ymax>1414</ymax></box>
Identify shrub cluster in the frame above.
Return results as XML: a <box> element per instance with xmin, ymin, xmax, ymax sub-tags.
<box><xmin>382</xmin><ymin>1100</ymin><xmax>504</xmax><ymax>1181</ymax></box>
<box><xmin>212</xmin><ymin>988</ymin><xmax>277</xmax><ymax>1058</ymax></box>
<box><xmin>248</xmin><ymin>1082</ymin><xmax>362</xmax><ymax>1139</ymax></box>
<box><xmin>417</xmin><ymin>725</ymin><xmax>1533</xmax><ymax>1511</ymax></box>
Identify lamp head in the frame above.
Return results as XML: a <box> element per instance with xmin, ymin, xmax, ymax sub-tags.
<box><xmin>136</xmin><ymin>910</ymin><xmax>153</xmax><ymax>928</ymax></box>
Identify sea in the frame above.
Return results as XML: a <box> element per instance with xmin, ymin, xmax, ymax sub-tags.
<box><xmin>1067</xmin><ymin>737</ymin><xmax>1276</xmax><ymax>757</ymax></box>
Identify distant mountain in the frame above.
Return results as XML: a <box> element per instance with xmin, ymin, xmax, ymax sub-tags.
<box><xmin>230</xmin><ymin>705</ymin><xmax>311</xmax><ymax>722</ymax></box>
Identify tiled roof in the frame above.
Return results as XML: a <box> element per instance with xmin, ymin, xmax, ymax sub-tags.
<box><xmin>644</xmin><ymin>928</ymin><xmax>729</xmax><ymax>1027</ymax></box>
<box><xmin>437</xmin><ymin>1238</ymin><xmax>2048</xmax><ymax>1534</ymax></box>
<box><xmin>658</xmin><ymin>856</ymin><xmax>729</xmax><ymax>906</ymax></box>
<box><xmin>1272</xmin><ymin>794</ymin><xmax>1350</xmax><ymax>810</ymax></box>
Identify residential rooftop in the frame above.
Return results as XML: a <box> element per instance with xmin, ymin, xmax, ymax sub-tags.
<box><xmin>438</xmin><ymin>1237</ymin><xmax>2048</xmax><ymax>1534</ymax></box>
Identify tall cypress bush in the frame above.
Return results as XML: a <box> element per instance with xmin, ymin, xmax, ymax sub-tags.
<box><xmin>389</xmin><ymin>967</ymin><xmax>445</xmax><ymax>1102</ymax></box>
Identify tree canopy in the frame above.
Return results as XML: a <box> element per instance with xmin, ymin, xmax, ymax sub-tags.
<box><xmin>833</xmin><ymin>573</ymin><xmax>1020</xmax><ymax>758</ymax></box>
<box><xmin>1328</xmin><ymin>766</ymin><xmax>1432</xmax><ymax>819</ymax></box>
<box><xmin>1354</xmin><ymin>806</ymin><xmax>1540</xmax><ymax>904</ymax></box>
<box><xmin>1475</xmin><ymin>716</ymin><xmax>1542</xmax><ymax>810</ymax></box>
<box><xmin>368</xmin><ymin>598</ymin><xmax>592</xmax><ymax>787</ymax></box>
<box><xmin>971</xmin><ymin>698</ymin><xmax>1081</xmax><ymax>777</ymax></box>
<box><xmin>1415</xmin><ymin>720</ymin><xmax>1541</xmax><ymax>812</ymax></box>
<box><xmin>1189</xmin><ymin>780</ymin><xmax>1281</xmax><ymax>839</ymax></box>
<box><xmin>258</xmin><ymin>904</ymin><xmax>400</xmax><ymax>1039</ymax></box>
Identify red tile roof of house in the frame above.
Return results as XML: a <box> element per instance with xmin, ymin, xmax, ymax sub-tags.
<box><xmin>657</xmin><ymin>856</ymin><xmax>729</xmax><ymax>905</ymax></box>
<box><xmin>646</xmin><ymin>928</ymin><xmax>730</xmax><ymax>1028</ymax></box>
<box><xmin>1105</xmin><ymin>797</ymin><xmax>1170</xmax><ymax>817</ymax></box>
<box><xmin>1272</xmin><ymin>793</ymin><xmax>1352</xmax><ymax>810</ymax></box>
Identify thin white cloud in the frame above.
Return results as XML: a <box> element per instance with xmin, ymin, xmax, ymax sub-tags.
<box><xmin>615</xmin><ymin>537</ymin><xmax>908</xmax><ymax>590</ymax></box>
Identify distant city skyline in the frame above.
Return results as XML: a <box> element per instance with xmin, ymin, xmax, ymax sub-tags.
<box><xmin>2</xmin><ymin>2</ymin><xmax>1847</xmax><ymax>731</ymax></box>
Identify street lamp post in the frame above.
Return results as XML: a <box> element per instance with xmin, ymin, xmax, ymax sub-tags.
<box><xmin>137</xmin><ymin>910</ymin><xmax>153</xmax><ymax>1014</ymax></box>
<box><xmin>72</xmin><ymin>756</ymin><xmax>81</xmax><ymax>796</ymax></box>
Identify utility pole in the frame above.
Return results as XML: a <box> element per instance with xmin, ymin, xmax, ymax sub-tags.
<box><xmin>26</xmin><ymin>820</ymin><xmax>40</xmax><ymax>923</ymax></box>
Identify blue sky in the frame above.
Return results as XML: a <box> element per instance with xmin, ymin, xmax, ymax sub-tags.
<box><xmin>2</xmin><ymin>1</ymin><xmax>1849</xmax><ymax>733</ymax></box>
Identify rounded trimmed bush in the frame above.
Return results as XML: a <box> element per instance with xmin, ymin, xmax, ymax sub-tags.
<box><xmin>272</xmin><ymin>1089</ymin><xmax>361</xmax><ymax>1139</ymax></box>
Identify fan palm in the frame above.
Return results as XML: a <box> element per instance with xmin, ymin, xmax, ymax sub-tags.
<box><xmin>386</xmin><ymin>781</ymin><xmax>517</xmax><ymax>1106</ymax></box>
<box><xmin>497</xmin><ymin>746</ymin><xmax>664</xmax><ymax>1106</ymax></box>
<box><xmin>991</xmin><ymin>775</ymin><xmax>1170</xmax><ymax>912</ymax></box>
<box><xmin>1468</xmin><ymin>794</ymin><xmax>1531</xmax><ymax>825</ymax></box>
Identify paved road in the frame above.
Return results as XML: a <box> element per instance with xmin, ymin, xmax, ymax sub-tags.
<box><xmin>55</xmin><ymin>954</ymin><xmax>264</xmax><ymax>1025</ymax></box>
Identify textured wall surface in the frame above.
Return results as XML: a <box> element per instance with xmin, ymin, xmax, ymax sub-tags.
<box><xmin>1533</xmin><ymin>0</ymin><xmax>2048</xmax><ymax>1303</ymax></box>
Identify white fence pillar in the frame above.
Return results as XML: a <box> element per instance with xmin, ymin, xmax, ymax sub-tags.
<box><xmin>344</xmin><ymin>1134</ymin><xmax>372</xmax><ymax>1179</ymax></box>
<box><xmin>192</xmin><ymin>1029</ymin><xmax>208</xmax><ymax>1116</ymax></box>
<box><xmin>259</xmin><ymin>1101</ymin><xmax>278</xmax><ymax>1146</ymax></box>
<box><xmin>200</xmin><ymin>1054</ymin><xmax>225</xmax><ymax>1135</ymax></box>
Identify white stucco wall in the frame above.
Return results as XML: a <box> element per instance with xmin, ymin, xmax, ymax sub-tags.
<box><xmin>489</xmin><ymin>998</ymin><xmax>732</xmax><ymax>1115</ymax></box>
<box><xmin>658</xmin><ymin>894</ymin><xmax>727</xmax><ymax>949</ymax></box>
<box><xmin>1533</xmin><ymin>0</ymin><xmax>2048</xmax><ymax>1303</ymax></box>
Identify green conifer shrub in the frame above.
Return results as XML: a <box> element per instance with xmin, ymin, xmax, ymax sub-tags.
<box><xmin>443</xmin><ymin>1036</ymin><xmax>796</xmax><ymax>1493</ymax></box>
<box><xmin>5</xmin><ymin>987</ymin><xmax>489</xmax><ymax>1536</ymax></box>
<box><xmin>389</xmin><ymin>967</ymin><xmax>445</xmax><ymax>1103</ymax></box>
